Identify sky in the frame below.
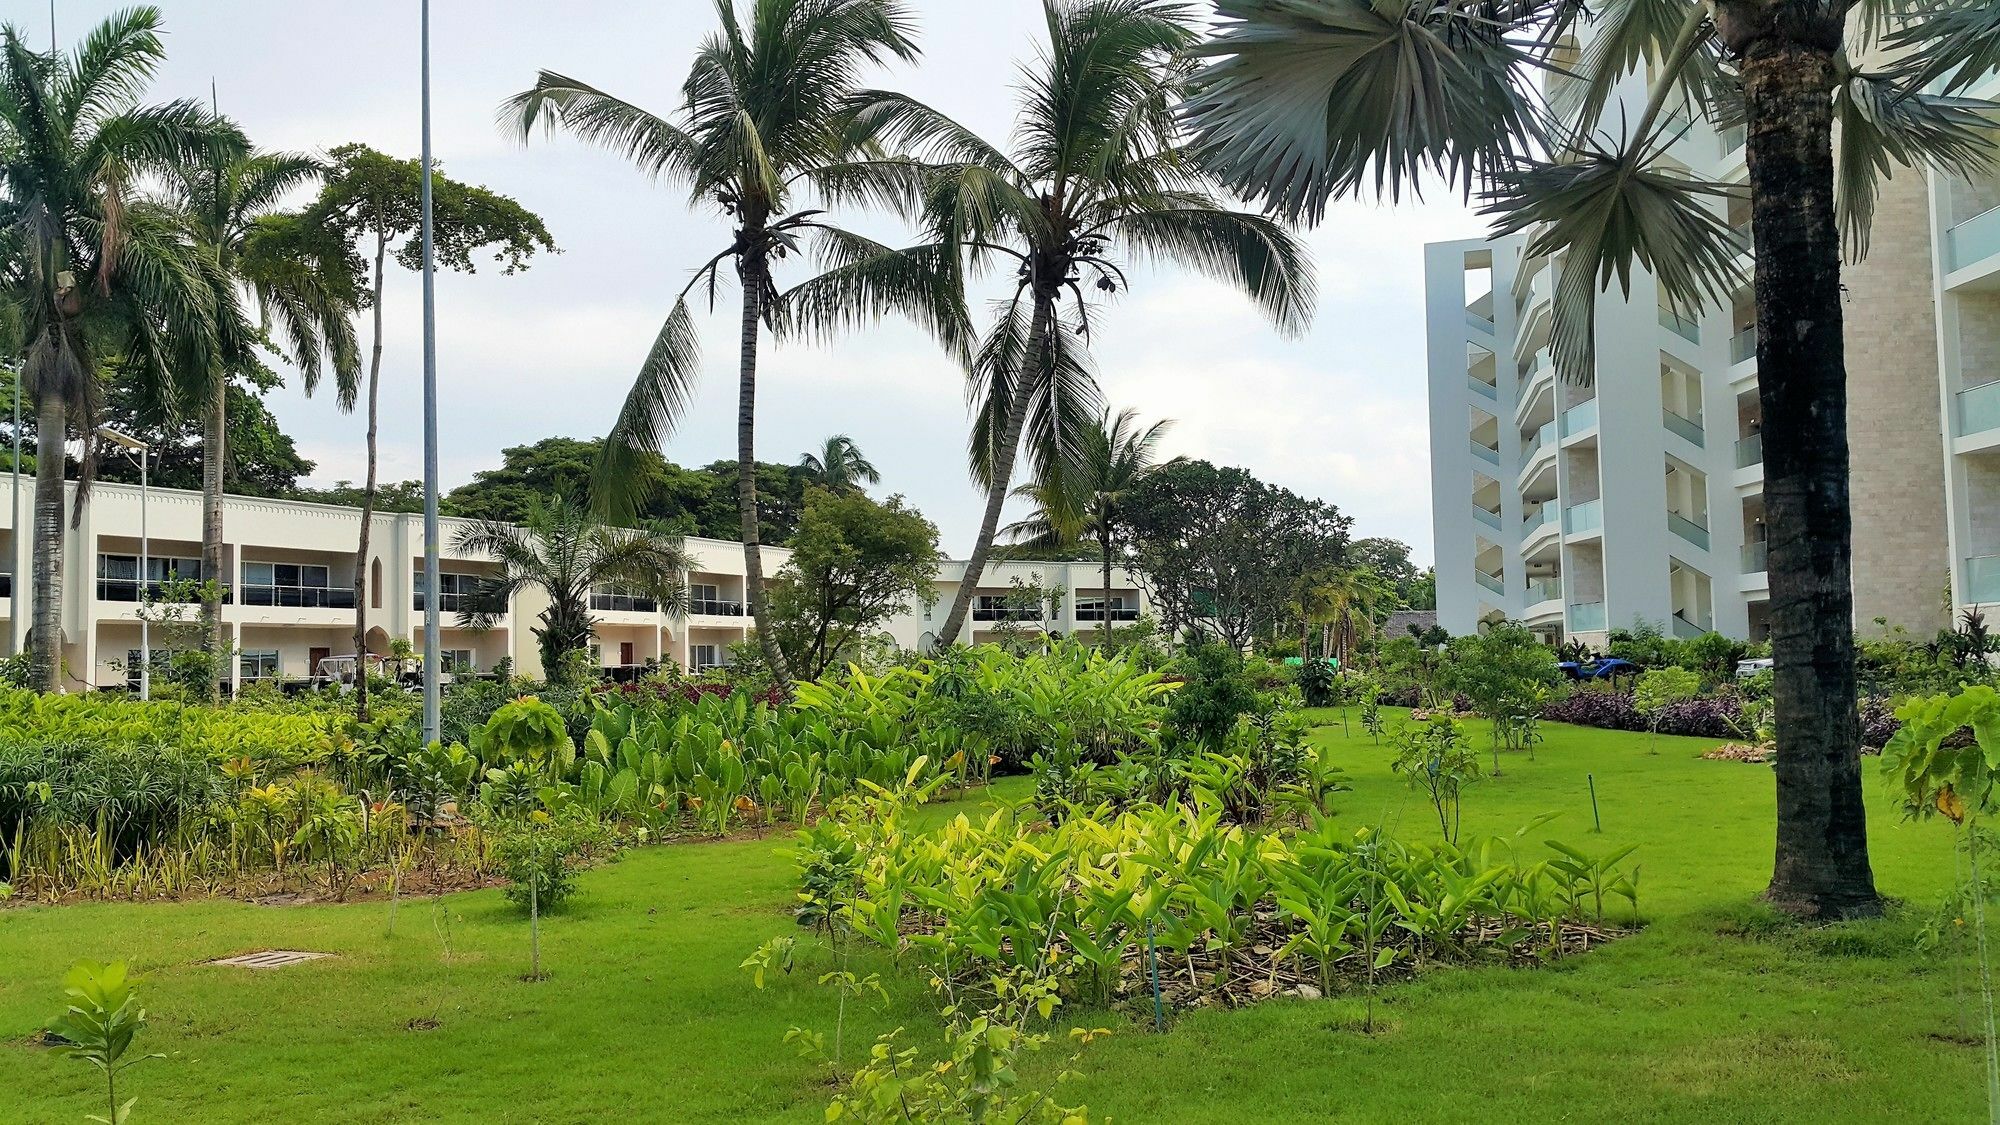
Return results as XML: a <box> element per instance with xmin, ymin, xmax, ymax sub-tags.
<box><xmin>48</xmin><ymin>0</ymin><xmax>1494</xmax><ymax>563</ymax></box>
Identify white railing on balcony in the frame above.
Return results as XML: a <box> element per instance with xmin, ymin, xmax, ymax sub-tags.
<box><xmin>1662</xmin><ymin>408</ymin><xmax>1705</xmax><ymax>448</ymax></box>
<box><xmin>1959</xmin><ymin>380</ymin><xmax>2000</xmax><ymax>437</ymax></box>
<box><xmin>1466</xmin><ymin>308</ymin><xmax>1495</xmax><ymax>334</ymax></box>
<box><xmin>1947</xmin><ymin>204</ymin><xmax>2000</xmax><ymax>274</ymax></box>
<box><xmin>1526</xmin><ymin>576</ymin><xmax>1562</xmax><ymax>604</ymax></box>
<box><xmin>1742</xmin><ymin>540</ymin><xmax>1768</xmax><ymax>573</ymax></box>
<box><xmin>1668</xmin><ymin>511</ymin><xmax>1711</xmax><ymax>551</ymax></box>
<box><xmin>1658</xmin><ymin>307</ymin><xmax>1701</xmax><ymax>344</ymax></box>
<box><xmin>1736</xmin><ymin>432</ymin><xmax>1764</xmax><ymax>468</ymax></box>
<box><xmin>1967</xmin><ymin>555</ymin><xmax>2000</xmax><ymax>603</ymax></box>
<box><xmin>1568</xmin><ymin>601</ymin><xmax>1607</xmax><ymax>631</ymax></box>
<box><xmin>1468</xmin><ymin>373</ymin><xmax>1498</xmax><ymax>401</ymax></box>
<box><xmin>1730</xmin><ymin>326</ymin><xmax>1757</xmax><ymax>365</ymax></box>
<box><xmin>1563</xmin><ymin>499</ymin><xmax>1602</xmax><ymax>535</ymax></box>
<box><xmin>1471</xmin><ymin>439</ymin><xmax>1500</xmax><ymax>466</ymax></box>
<box><xmin>1560</xmin><ymin>399</ymin><xmax>1598</xmax><ymax>437</ymax></box>
<box><xmin>1475</xmin><ymin>569</ymin><xmax>1505</xmax><ymax>596</ymax></box>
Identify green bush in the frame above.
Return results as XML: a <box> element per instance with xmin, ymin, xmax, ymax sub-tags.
<box><xmin>1168</xmin><ymin>644</ymin><xmax>1266</xmax><ymax>752</ymax></box>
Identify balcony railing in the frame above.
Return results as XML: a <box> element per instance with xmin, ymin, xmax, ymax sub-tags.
<box><xmin>1470</xmin><ymin>439</ymin><xmax>1500</xmax><ymax>466</ymax></box>
<box><xmin>412</xmin><ymin>592</ymin><xmax>475</xmax><ymax>613</ymax></box>
<box><xmin>1968</xmin><ymin>555</ymin><xmax>2000</xmax><ymax>604</ymax></box>
<box><xmin>1658</xmin><ymin>307</ymin><xmax>1701</xmax><ymax>344</ymax></box>
<box><xmin>1568</xmin><ymin>601</ymin><xmax>1607</xmax><ymax>632</ymax></box>
<box><xmin>1075</xmin><ymin>607</ymin><xmax>1140</xmax><ymax>622</ymax></box>
<box><xmin>1560</xmin><ymin>399</ymin><xmax>1598</xmax><ymax>438</ymax></box>
<box><xmin>973</xmin><ymin>606</ymin><xmax>1045</xmax><ymax>622</ymax></box>
<box><xmin>1661</xmin><ymin>408</ymin><xmax>1705</xmax><ymax>448</ymax></box>
<box><xmin>1475</xmin><ymin>569</ymin><xmax>1505</xmax><ymax>596</ymax></box>
<box><xmin>241</xmin><ymin>584</ymin><xmax>356</xmax><ymax>609</ymax></box>
<box><xmin>1720</xmin><ymin>123</ymin><xmax>1746</xmax><ymax>156</ymax></box>
<box><xmin>1947</xmin><ymin>204</ymin><xmax>2000</xmax><ymax>274</ymax></box>
<box><xmin>1473</xmin><ymin>505</ymin><xmax>1501</xmax><ymax>530</ymax></box>
<box><xmin>1465</xmin><ymin>308</ymin><xmax>1495</xmax><ymax>334</ymax></box>
<box><xmin>1563</xmin><ymin>499</ymin><xmax>1602</xmax><ymax>535</ymax></box>
<box><xmin>1742</xmin><ymin>540</ymin><xmax>1768</xmax><ymax>573</ymax></box>
<box><xmin>1523</xmin><ymin>503</ymin><xmax>1559</xmax><ymax>536</ymax></box>
<box><xmin>1670</xmin><ymin>615</ymin><xmax>1710</xmax><ymax>640</ymax></box>
<box><xmin>1526</xmin><ymin>576</ymin><xmax>1562</xmax><ymax>604</ymax></box>
<box><xmin>1730</xmin><ymin>325</ymin><xmax>1757</xmax><ymax>365</ymax></box>
<box><xmin>1522</xmin><ymin>418</ymin><xmax>1557</xmax><ymax>464</ymax></box>
<box><xmin>689</xmin><ymin>597</ymin><xmax>745</xmax><ymax>616</ymax></box>
<box><xmin>1736</xmin><ymin>433</ymin><xmax>1764</xmax><ymax>468</ymax></box>
<box><xmin>1667</xmin><ymin>511</ymin><xmax>1711</xmax><ymax>551</ymax></box>
<box><xmin>96</xmin><ymin>580</ymin><xmax>208</xmax><ymax>604</ymax></box>
<box><xmin>1468</xmin><ymin>374</ymin><xmax>1498</xmax><ymax>401</ymax></box>
<box><xmin>590</xmin><ymin>593</ymin><xmax>659</xmax><ymax>613</ymax></box>
<box><xmin>1959</xmin><ymin>380</ymin><xmax>2000</xmax><ymax>437</ymax></box>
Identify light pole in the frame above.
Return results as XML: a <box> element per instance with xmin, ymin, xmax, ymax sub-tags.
<box><xmin>419</xmin><ymin>0</ymin><xmax>441</xmax><ymax>745</ymax></box>
<box><xmin>7</xmin><ymin>363</ymin><xmax>19</xmax><ymax>657</ymax></box>
<box><xmin>97</xmin><ymin>427</ymin><xmax>150</xmax><ymax>699</ymax></box>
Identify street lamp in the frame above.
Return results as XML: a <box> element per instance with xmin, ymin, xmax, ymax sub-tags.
<box><xmin>419</xmin><ymin>0</ymin><xmax>442</xmax><ymax>746</ymax></box>
<box><xmin>97</xmin><ymin>426</ymin><xmax>150</xmax><ymax>700</ymax></box>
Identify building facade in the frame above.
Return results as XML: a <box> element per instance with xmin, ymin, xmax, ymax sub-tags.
<box><xmin>1424</xmin><ymin>62</ymin><xmax>1999</xmax><ymax>646</ymax></box>
<box><xmin>0</xmin><ymin>480</ymin><xmax>1146</xmax><ymax>690</ymax></box>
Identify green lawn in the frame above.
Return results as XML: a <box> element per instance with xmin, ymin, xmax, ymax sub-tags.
<box><xmin>1</xmin><ymin>714</ymin><xmax>1986</xmax><ymax>1123</ymax></box>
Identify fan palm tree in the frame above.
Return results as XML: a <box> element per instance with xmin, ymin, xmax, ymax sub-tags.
<box><xmin>798</xmin><ymin>433</ymin><xmax>879</xmax><ymax>494</ymax></box>
<box><xmin>1002</xmin><ymin>407</ymin><xmax>1178</xmax><ymax>645</ymax></box>
<box><xmin>0</xmin><ymin>9</ymin><xmax>246</xmax><ymax>692</ymax></box>
<box><xmin>453</xmin><ymin>495</ymin><xmax>694</xmax><ymax>679</ymax></box>
<box><xmin>1184</xmin><ymin>0</ymin><xmax>2000</xmax><ymax>918</ymax></box>
<box><xmin>503</xmin><ymin>0</ymin><xmax>969</xmax><ymax>681</ymax></box>
<box><xmin>855</xmin><ymin>0</ymin><xmax>1314</xmax><ymax>650</ymax></box>
<box><xmin>164</xmin><ymin>150</ymin><xmax>363</xmax><ymax>698</ymax></box>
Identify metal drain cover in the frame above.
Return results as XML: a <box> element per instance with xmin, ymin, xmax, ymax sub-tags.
<box><xmin>211</xmin><ymin>950</ymin><xmax>334</xmax><ymax>969</ymax></box>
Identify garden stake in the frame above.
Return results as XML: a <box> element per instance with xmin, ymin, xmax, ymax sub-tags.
<box><xmin>1588</xmin><ymin>774</ymin><xmax>1602</xmax><ymax>833</ymax></box>
<box><xmin>1147</xmin><ymin>921</ymin><xmax>1164</xmax><ymax>1032</ymax></box>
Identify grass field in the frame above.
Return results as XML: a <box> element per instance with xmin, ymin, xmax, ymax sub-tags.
<box><xmin>1</xmin><ymin>712</ymin><xmax>1987</xmax><ymax>1123</ymax></box>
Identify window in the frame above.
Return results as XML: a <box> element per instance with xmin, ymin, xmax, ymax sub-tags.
<box><xmin>1075</xmin><ymin>596</ymin><xmax>1134</xmax><ymax>622</ymax></box>
<box><xmin>440</xmin><ymin>649</ymin><xmax>475</xmax><ymax>673</ymax></box>
<box><xmin>414</xmin><ymin>570</ymin><xmax>482</xmax><ymax>611</ymax></box>
<box><xmin>688</xmin><ymin>583</ymin><xmax>742</xmax><ymax>616</ymax></box>
<box><xmin>241</xmin><ymin>562</ymin><xmax>351</xmax><ymax>608</ymax></box>
<box><xmin>97</xmin><ymin>554</ymin><xmax>201</xmax><ymax>602</ymax></box>
<box><xmin>589</xmin><ymin>584</ymin><xmax>658</xmax><ymax>613</ymax></box>
<box><xmin>239</xmin><ymin>650</ymin><xmax>281</xmax><ymax>682</ymax></box>
<box><xmin>973</xmin><ymin>595</ymin><xmax>1039</xmax><ymax>622</ymax></box>
<box><xmin>122</xmin><ymin>648</ymin><xmax>169</xmax><ymax>688</ymax></box>
<box><xmin>690</xmin><ymin>644</ymin><xmax>725</xmax><ymax>672</ymax></box>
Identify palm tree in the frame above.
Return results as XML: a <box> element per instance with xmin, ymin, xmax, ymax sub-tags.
<box><xmin>0</xmin><ymin>10</ymin><xmax>246</xmax><ymax>692</ymax></box>
<box><xmin>504</xmin><ymin>0</ymin><xmax>968</xmax><ymax>681</ymax></box>
<box><xmin>164</xmin><ymin>151</ymin><xmax>363</xmax><ymax>699</ymax></box>
<box><xmin>858</xmin><ymin>0</ymin><xmax>1315</xmax><ymax>650</ymax></box>
<box><xmin>453</xmin><ymin>495</ymin><xmax>694</xmax><ymax>680</ymax></box>
<box><xmin>1184</xmin><ymin>0</ymin><xmax>2000</xmax><ymax>918</ymax></box>
<box><xmin>1002</xmin><ymin>407</ymin><xmax>1178</xmax><ymax>645</ymax></box>
<box><xmin>1316</xmin><ymin>566</ymin><xmax>1391</xmax><ymax>669</ymax></box>
<box><xmin>798</xmin><ymin>433</ymin><xmax>879</xmax><ymax>494</ymax></box>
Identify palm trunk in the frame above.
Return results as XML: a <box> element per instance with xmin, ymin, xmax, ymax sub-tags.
<box><xmin>352</xmin><ymin>233</ymin><xmax>387</xmax><ymax>721</ymax></box>
<box><xmin>1100</xmin><ymin>524</ymin><xmax>1114</xmax><ymax>649</ymax></box>
<box><xmin>28</xmin><ymin>394</ymin><xmax>66</xmax><ymax>692</ymax></box>
<box><xmin>936</xmin><ymin>297</ymin><xmax>1054</xmax><ymax>647</ymax></box>
<box><xmin>201</xmin><ymin>378</ymin><xmax>225</xmax><ymax>701</ymax></box>
<box><xmin>1743</xmin><ymin>37</ymin><xmax>1880</xmax><ymax>920</ymax></box>
<box><xmin>735</xmin><ymin>246</ymin><xmax>788</xmax><ymax>681</ymax></box>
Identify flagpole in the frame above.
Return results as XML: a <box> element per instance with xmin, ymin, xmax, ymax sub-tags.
<box><xmin>419</xmin><ymin>0</ymin><xmax>441</xmax><ymax>746</ymax></box>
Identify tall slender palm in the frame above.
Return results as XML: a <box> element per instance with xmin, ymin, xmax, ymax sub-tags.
<box><xmin>1315</xmin><ymin>565</ymin><xmax>1390</xmax><ymax>668</ymax></box>
<box><xmin>1002</xmin><ymin>407</ymin><xmax>1178</xmax><ymax>645</ymax></box>
<box><xmin>504</xmin><ymin>0</ymin><xmax>967</xmax><ymax>681</ymax></box>
<box><xmin>164</xmin><ymin>151</ymin><xmax>363</xmax><ymax>698</ymax></box>
<box><xmin>1185</xmin><ymin>0</ymin><xmax>2000</xmax><ymax>917</ymax></box>
<box><xmin>857</xmin><ymin>0</ymin><xmax>1314</xmax><ymax>649</ymax></box>
<box><xmin>798</xmin><ymin>433</ymin><xmax>879</xmax><ymax>494</ymax></box>
<box><xmin>453</xmin><ymin>495</ymin><xmax>693</xmax><ymax>678</ymax></box>
<box><xmin>0</xmin><ymin>10</ymin><xmax>245</xmax><ymax>692</ymax></box>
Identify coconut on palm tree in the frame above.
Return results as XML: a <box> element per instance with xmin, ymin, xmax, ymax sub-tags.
<box><xmin>853</xmin><ymin>0</ymin><xmax>1314</xmax><ymax>650</ymax></box>
<box><xmin>1184</xmin><ymin>0</ymin><xmax>2000</xmax><ymax>918</ymax></box>
<box><xmin>504</xmin><ymin>0</ymin><xmax>970</xmax><ymax>681</ymax></box>
<box><xmin>0</xmin><ymin>9</ymin><xmax>246</xmax><ymax>692</ymax></box>
<box><xmin>452</xmin><ymin>496</ymin><xmax>693</xmax><ymax>680</ymax></box>
<box><xmin>798</xmin><ymin>434</ymin><xmax>879</xmax><ymax>494</ymax></box>
<box><xmin>1002</xmin><ymin>407</ymin><xmax>1178</xmax><ymax>645</ymax></box>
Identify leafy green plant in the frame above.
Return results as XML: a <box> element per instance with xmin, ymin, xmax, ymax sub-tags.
<box><xmin>1296</xmin><ymin>658</ymin><xmax>1336</xmax><ymax>708</ymax></box>
<box><xmin>1633</xmin><ymin>669</ymin><xmax>1702</xmax><ymax>755</ymax></box>
<box><xmin>47</xmin><ymin>960</ymin><xmax>162</xmax><ymax>1125</ymax></box>
<box><xmin>1390</xmin><ymin>716</ymin><xmax>1480</xmax><ymax>844</ymax></box>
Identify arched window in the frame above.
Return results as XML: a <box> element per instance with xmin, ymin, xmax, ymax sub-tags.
<box><xmin>370</xmin><ymin>558</ymin><xmax>383</xmax><ymax>610</ymax></box>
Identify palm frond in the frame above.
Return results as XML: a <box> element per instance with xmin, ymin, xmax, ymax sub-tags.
<box><xmin>1834</xmin><ymin>72</ymin><xmax>1997</xmax><ymax>257</ymax></box>
<box><xmin>1099</xmin><ymin>202</ymin><xmax>1316</xmax><ymax>335</ymax></box>
<box><xmin>771</xmin><ymin>227</ymin><xmax>971</xmax><ymax>360</ymax></box>
<box><xmin>500</xmin><ymin>70</ymin><xmax>702</xmax><ymax>184</ymax></box>
<box><xmin>594</xmin><ymin>296</ymin><xmax>701</xmax><ymax>522</ymax></box>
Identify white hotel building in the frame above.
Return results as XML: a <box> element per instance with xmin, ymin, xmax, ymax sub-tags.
<box><xmin>1424</xmin><ymin>59</ymin><xmax>2000</xmax><ymax>646</ymax></box>
<box><xmin>0</xmin><ymin>481</ymin><xmax>1146</xmax><ymax>692</ymax></box>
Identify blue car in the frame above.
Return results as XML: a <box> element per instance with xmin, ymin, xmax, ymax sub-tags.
<box><xmin>1557</xmin><ymin>658</ymin><xmax>1641</xmax><ymax>682</ymax></box>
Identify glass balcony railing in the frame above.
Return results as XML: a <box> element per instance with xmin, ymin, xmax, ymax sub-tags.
<box><xmin>1568</xmin><ymin>601</ymin><xmax>1607</xmax><ymax>632</ymax></box>
<box><xmin>1522</xmin><ymin>503</ymin><xmax>1559</xmax><ymax>536</ymax></box>
<box><xmin>1662</xmin><ymin>408</ymin><xmax>1705</xmax><ymax>447</ymax></box>
<box><xmin>1526</xmin><ymin>576</ymin><xmax>1563</xmax><ymax>604</ymax></box>
<box><xmin>1959</xmin><ymin>380</ymin><xmax>2000</xmax><ymax>437</ymax></box>
<box><xmin>589</xmin><ymin>592</ymin><xmax>659</xmax><ymax>613</ymax></box>
<box><xmin>1671</xmin><ymin>615</ymin><xmax>1710</xmax><ymax>640</ymax></box>
<box><xmin>241</xmin><ymin>584</ymin><xmax>355</xmax><ymax>609</ymax></box>
<box><xmin>1473</xmin><ymin>505</ymin><xmax>1501</xmax><ymax>530</ymax></box>
<box><xmin>1466</xmin><ymin>308</ymin><xmax>1495</xmax><ymax>334</ymax></box>
<box><xmin>1476</xmin><ymin>569</ymin><xmax>1506</xmax><ymax>596</ymax></box>
<box><xmin>1563</xmin><ymin>499</ymin><xmax>1603</xmax><ymax>535</ymax></box>
<box><xmin>1720</xmin><ymin>124</ymin><xmax>1746</xmax><ymax>156</ymax></box>
<box><xmin>1560</xmin><ymin>399</ymin><xmax>1598</xmax><ymax>438</ymax></box>
<box><xmin>1967</xmin><ymin>555</ymin><xmax>2000</xmax><ymax>604</ymax></box>
<box><xmin>1470</xmin><ymin>440</ymin><xmax>1500</xmax><ymax>466</ymax></box>
<box><xmin>1668</xmin><ymin>511</ymin><xmax>1711</xmax><ymax>551</ymax></box>
<box><xmin>1736</xmin><ymin>432</ymin><xmax>1764</xmax><ymax>468</ymax></box>
<box><xmin>1947</xmin><ymin>205</ymin><xmax>2000</xmax><ymax>274</ymax></box>
<box><xmin>1742</xmin><ymin>540</ymin><xmax>1768</xmax><ymax>573</ymax></box>
<box><xmin>689</xmin><ymin>598</ymin><xmax>746</xmax><ymax>616</ymax></box>
<box><xmin>1659</xmin><ymin>307</ymin><xmax>1701</xmax><ymax>344</ymax></box>
<box><xmin>1468</xmin><ymin>374</ymin><xmax>1498</xmax><ymax>401</ymax></box>
<box><xmin>1730</xmin><ymin>326</ymin><xmax>1757</xmax><ymax>365</ymax></box>
<box><xmin>1521</xmin><ymin>418</ymin><xmax>1557</xmax><ymax>464</ymax></box>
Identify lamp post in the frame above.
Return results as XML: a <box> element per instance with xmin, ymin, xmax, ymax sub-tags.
<box><xmin>97</xmin><ymin>427</ymin><xmax>150</xmax><ymax>699</ymax></box>
<box><xmin>418</xmin><ymin>0</ymin><xmax>441</xmax><ymax>746</ymax></box>
<box><xmin>7</xmin><ymin>363</ymin><xmax>19</xmax><ymax>657</ymax></box>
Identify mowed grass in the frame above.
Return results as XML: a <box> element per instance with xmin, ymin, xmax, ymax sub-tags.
<box><xmin>0</xmin><ymin>712</ymin><xmax>1987</xmax><ymax>1123</ymax></box>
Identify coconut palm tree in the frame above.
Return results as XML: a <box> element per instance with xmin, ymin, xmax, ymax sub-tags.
<box><xmin>798</xmin><ymin>433</ymin><xmax>879</xmax><ymax>494</ymax></box>
<box><xmin>0</xmin><ymin>9</ymin><xmax>246</xmax><ymax>692</ymax></box>
<box><xmin>1002</xmin><ymin>407</ymin><xmax>1178</xmax><ymax>645</ymax></box>
<box><xmin>164</xmin><ymin>151</ymin><xmax>363</xmax><ymax>698</ymax></box>
<box><xmin>504</xmin><ymin>0</ymin><xmax>969</xmax><ymax>681</ymax></box>
<box><xmin>855</xmin><ymin>0</ymin><xmax>1315</xmax><ymax>650</ymax></box>
<box><xmin>1184</xmin><ymin>0</ymin><xmax>2000</xmax><ymax>918</ymax></box>
<box><xmin>453</xmin><ymin>495</ymin><xmax>694</xmax><ymax>680</ymax></box>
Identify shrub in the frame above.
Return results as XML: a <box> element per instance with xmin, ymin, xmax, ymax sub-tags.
<box><xmin>491</xmin><ymin>807</ymin><xmax>617</xmax><ymax>913</ymax></box>
<box><xmin>1296</xmin><ymin>659</ymin><xmax>1336</xmax><ymax>708</ymax></box>
<box><xmin>1167</xmin><ymin>644</ymin><xmax>1266</xmax><ymax>752</ymax></box>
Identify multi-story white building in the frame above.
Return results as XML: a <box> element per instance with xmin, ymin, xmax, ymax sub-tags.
<box><xmin>0</xmin><ymin>480</ymin><xmax>1146</xmax><ymax>690</ymax></box>
<box><xmin>1425</xmin><ymin>60</ymin><xmax>2000</xmax><ymax>646</ymax></box>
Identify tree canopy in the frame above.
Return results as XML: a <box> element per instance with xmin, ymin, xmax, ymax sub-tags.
<box><xmin>767</xmin><ymin>489</ymin><xmax>941</xmax><ymax>679</ymax></box>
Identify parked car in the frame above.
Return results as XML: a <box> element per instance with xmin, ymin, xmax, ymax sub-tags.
<box><xmin>1735</xmin><ymin>657</ymin><xmax>1774</xmax><ymax>680</ymax></box>
<box><xmin>1557</xmin><ymin>657</ymin><xmax>1642</xmax><ymax>684</ymax></box>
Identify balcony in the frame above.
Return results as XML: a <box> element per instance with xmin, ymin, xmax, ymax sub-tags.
<box><xmin>1468</xmin><ymin>374</ymin><xmax>1498</xmax><ymax>402</ymax></box>
<box><xmin>1947</xmin><ymin>205</ymin><xmax>2000</xmax><ymax>275</ymax></box>
<box><xmin>1670</xmin><ymin>615</ymin><xmax>1710</xmax><ymax>640</ymax></box>
<box><xmin>1719</xmin><ymin>124</ymin><xmax>1746</xmax><ymax>157</ymax></box>
<box><xmin>689</xmin><ymin>597</ymin><xmax>745</xmax><ymax>616</ymax></box>
<box><xmin>241</xmin><ymin>584</ymin><xmax>356</xmax><ymax>610</ymax></box>
<box><xmin>1465</xmin><ymin>308</ymin><xmax>1495</xmax><ymax>335</ymax></box>
<box><xmin>1473</xmin><ymin>505</ymin><xmax>1501</xmax><ymax>530</ymax></box>
<box><xmin>1659</xmin><ymin>307</ymin><xmax>1701</xmax><ymax>345</ymax></box>
<box><xmin>1475</xmin><ymin>569</ymin><xmax>1505</xmax><ymax>596</ymax></box>
<box><xmin>1470</xmin><ymin>439</ymin><xmax>1500</xmax><ymax>466</ymax></box>
<box><xmin>1742</xmin><ymin>540</ymin><xmax>1768</xmax><ymax>573</ymax></box>
<box><xmin>1563</xmin><ymin>499</ymin><xmax>1602</xmax><ymax>535</ymax></box>
<box><xmin>590</xmin><ymin>592</ymin><xmax>659</xmax><ymax>613</ymax></box>
<box><xmin>1560</xmin><ymin>399</ymin><xmax>1598</xmax><ymax>438</ymax></box>
<box><xmin>1522</xmin><ymin>503</ymin><xmax>1560</xmax><ymax>538</ymax></box>
<box><xmin>1662</xmin><ymin>408</ymin><xmax>1705</xmax><ymax>448</ymax></box>
<box><xmin>1968</xmin><ymin>555</ymin><xmax>2000</xmax><ymax>604</ymax></box>
<box><xmin>973</xmin><ymin>605</ymin><xmax>1045</xmax><ymax>622</ymax></box>
<box><xmin>1730</xmin><ymin>326</ymin><xmax>1757</xmax><ymax>366</ymax></box>
<box><xmin>1075</xmin><ymin>606</ymin><xmax>1140</xmax><ymax>622</ymax></box>
<box><xmin>1668</xmin><ymin>511</ymin><xmax>1711</xmax><ymax>551</ymax></box>
<box><xmin>1736</xmin><ymin>433</ymin><xmax>1763</xmax><ymax>468</ymax></box>
<box><xmin>1526</xmin><ymin>576</ymin><xmax>1562</xmax><ymax>604</ymax></box>
<box><xmin>1959</xmin><ymin>380</ymin><xmax>2000</xmax><ymax>438</ymax></box>
<box><xmin>1568</xmin><ymin>601</ymin><xmax>1608</xmax><ymax>632</ymax></box>
<box><xmin>412</xmin><ymin>592</ymin><xmax>475</xmax><ymax>613</ymax></box>
<box><xmin>96</xmin><ymin>580</ymin><xmax>209</xmax><ymax>604</ymax></box>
